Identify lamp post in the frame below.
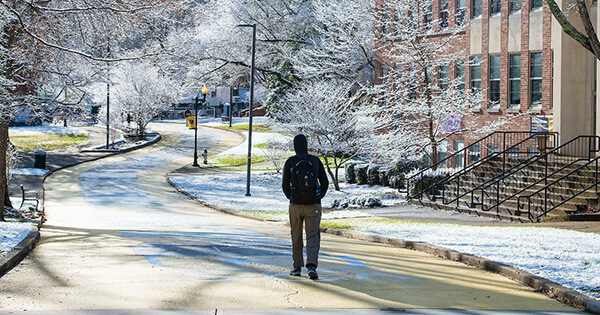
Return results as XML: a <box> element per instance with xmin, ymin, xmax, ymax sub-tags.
<box><xmin>193</xmin><ymin>84</ymin><xmax>209</xmax><ymax>167</ymax></box>
<box><xmin>238</xmin><ymin>23</ymin><xmax>257</xmax><ymax>197</ymax></box>
<box><xmin>105</xmin><ymin>61</ymin><xmax>110</xmax><ymax>149</ymax></box>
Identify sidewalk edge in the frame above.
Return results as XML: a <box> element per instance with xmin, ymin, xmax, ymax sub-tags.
<box><xmin>0</xmin><ymin>223</ymin><xmax>40</xmax><ymax>277</ymax></box>
<box><xmin>320</xmin><ymin>227</ymin><xmax>596</xmax><ymax>313</ymax></box>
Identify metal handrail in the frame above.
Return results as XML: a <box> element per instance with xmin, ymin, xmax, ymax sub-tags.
<box><xmin>479</xmin><ymin>135</ymin><xmax>598</xmax><ymax>215</ymax></box>
<box><xmin>441</xmin><ymin>132</ymin><xmax>558</xmax><ymax>208</ymax></box>
<box><xmin>518</xmin><ymin>153</ymin><xmax>600</xmax><ymax>221</ymax></box>
<box><xmin>406</xmin><ymin>131</ymin><xmax>552</xmax><ymax>200</ymax></box>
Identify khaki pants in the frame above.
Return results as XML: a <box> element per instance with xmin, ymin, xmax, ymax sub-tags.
<box><xmin>289</xmin><ymin>203</ymin><xmax>322</xmax><ymax>269</ymax></box>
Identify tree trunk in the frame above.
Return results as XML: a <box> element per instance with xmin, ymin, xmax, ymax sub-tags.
<box><xmin>0</xmin><ymin>121</ymin><xmax>8</xmax><ymax>221</ymax></box>
<box><xmin>322</xmin><ymin>155</ymin><xmax>340</xmax><ymax>191</ymax></box>
<box><xmin>545</xmin><ymin>0</ymin><xmax>600</xmax><ymax>60</ymax></box>
<box><xmin>5</xmin><ymin>182</ymin><xmax>13</xmax><ymax>209</ymax></box>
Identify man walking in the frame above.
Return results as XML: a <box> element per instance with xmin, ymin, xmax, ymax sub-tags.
<box><xmin>282</xmin><ymin>134</ymin><xmax>329</xmax><ymax>279</ymax></box>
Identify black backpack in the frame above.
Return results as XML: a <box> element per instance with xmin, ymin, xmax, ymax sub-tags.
<box><xmin>290</xmin><ymin>156</ymin><xmax>319</xmax><ymax>204</ymax></box>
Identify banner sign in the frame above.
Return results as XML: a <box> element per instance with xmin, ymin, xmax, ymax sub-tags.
<box><xmin>530</xmin><ymin>115</ymin><xmax>553</xmax><ymax>132</ymax></box>
<box><xmin>441</xmin><ymin>114</ymin><xmax>462</xmax><ymax>133</ymax></box>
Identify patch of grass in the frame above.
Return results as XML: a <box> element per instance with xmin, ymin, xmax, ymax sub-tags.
<box><xmin>320</xmin><ymin>221</ymin><xmax>356</xmax><ymax>230</ymax></box>
<box><xmin>11</xmin><ymin>134</ymin><xmax>88</xmax><ymax>152</ymax></box>
<box><xmin>237</xmin><ymin>210</ymin><xmax>287</xmax><ymax>220</ymax></box>
<box><xmin>211</xmin><ymin>154</ymin><xmax>270</xmax><ymax>167</ymax></box>
<box><xmin>216</xmin><ymin>124</ymin><xmax>272</xmax><ymax>132</ymax></box>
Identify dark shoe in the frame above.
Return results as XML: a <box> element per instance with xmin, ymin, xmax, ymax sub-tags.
<box><xmin>307</xmin><ymin>266</ymin><xmax>319</xmax><ymax>279</ymax></box>
<box><xmin>289</xmin><ymin>267</ymin><xmax>301</xmax><ymax>277</ymax></box>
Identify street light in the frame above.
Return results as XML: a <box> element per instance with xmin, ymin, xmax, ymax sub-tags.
<box><xmin>193</xmin><ymin>84</ymin><xmax>209</xmax><ymax>167</ymax></box>
<box><xmin>238</xmin><ymin>23</ymin><xmax>257</xmax><ymax>197</ymax></box>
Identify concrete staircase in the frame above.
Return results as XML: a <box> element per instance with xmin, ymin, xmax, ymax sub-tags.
<box><xmin>411</xmin><ymin>135</ymin><xmax>600</xmax><ymax>222</ymax></box>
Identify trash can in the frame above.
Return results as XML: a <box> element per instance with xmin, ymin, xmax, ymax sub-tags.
<box><xmin>34</xmin><ymin>149</ymin><xmax>46</xmax><ymax>169</ymax></box>
<box><xmin>221</xmin><ymin>104</ymin><xmax>230</xmax><ymax>122</ymax></box>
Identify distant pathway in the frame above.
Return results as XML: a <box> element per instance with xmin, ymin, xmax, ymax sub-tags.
<box><xmin>0</xmin><ymin>122</ymin><xmax>581</xmax><ymax>313</ymax></box>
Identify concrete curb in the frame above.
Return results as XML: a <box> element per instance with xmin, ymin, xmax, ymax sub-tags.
<box><xmin>0</xmin><ymin>222</ymin><xmax>40</xmax><ymax>277</ymax></box>
<box><xmin>81</xmin><ymin>133</ymin><xmax>161</xmax><ymax>153</ymax></box>
<box><xmin>320</xmin><ymin>227</ymin><xmax>598</xmax><ymax>313</ymax></box>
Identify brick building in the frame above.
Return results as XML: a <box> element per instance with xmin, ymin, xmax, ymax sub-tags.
<box><xmin>375</xmin><ymin>0</ymin><xmax>599</xmax><ymax>162</ymax></box>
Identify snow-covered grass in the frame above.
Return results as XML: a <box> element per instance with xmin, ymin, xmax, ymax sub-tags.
<box><xmin>9</xmin><ymin>126</ymin><xmax>89</xmax><ymax>136</ymax></box>
<box><xmin>321</xmin><ymin>218</ymin><xmax>600</xmax><ymax>300</ymax></box>
<box><xmin>0</xmin><ymin>221</ymin><xmax>32</xmax><ymax>259</ymax></box>
<box><xmin>170</xmin><ymin>171</ymin><xmax>403</xmax><ymax>220</ymax></box>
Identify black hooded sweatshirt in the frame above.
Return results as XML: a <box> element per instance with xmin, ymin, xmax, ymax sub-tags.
<box><xmin>282</xmin><ymin>134</ymin><xmax>329</xmax><ymax>204</ymax></box>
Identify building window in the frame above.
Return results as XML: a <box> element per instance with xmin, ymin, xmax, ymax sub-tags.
<box><xmin>439</xmin><ymin>65</ymin><xmax>448</xmax><ymax>90</ymax></box>
<box><xmin>454</xmin><ymin>140</ymin><xmax>465</xmax><ymax>168</ymax></box>
<box><xmin>489</xmin><ymin>54</ymin><xmax>500</xmax><ymax>106</ymax></box>
<box><xmin>469</xmin><ymin>144</ymin><xmax>481</xmax><ymax>164</ymax></box>
<box><xmin>408</xmin><ymin>64</ymin><xmax>417</xmax><ymax>99</ymax></box>
<box><xmin>381</xmin><ymin>64</ymin><xmax>390</xmax><ymax>81</ymax></box>
<box><xmin>424</xmin><ymin>1</ymin><xmax>432</xmax><ymax>31</ymax></box>
<box><xmin>381</xmin><ymin>4</ymin><xmax>390</xmax><ymax>38</ymax></box>
<box><xmin>490</xmin><ymin>0</ymin><xmax>501</xmax><ymax>15</ymax></box>
<box><xmin>472</xmin><ymin>0</ymin><xmax>482</xmax><ymax>18</ymax></box>
<box><xmin>438</xmin><ymin>140</ymin><xmax>448</xmax><ymax>168</ymax></box>
<box><xmin>487</xmin><ymin>144</ymin><xmax>500</xmax><ymax>158</ymax></box>
<box><xmin>394</xmin><ymin>4</ymin><xmax>403</xmax><ymax>36</ymax></box>
<box><xmin>456</xmin><ymin>61</ymin><xmax>465</xmax><ymax>91</ymax></box>
<box><xmin>456</xmin><ymin>0</ymin><xmax>466</xmax><ymax>25</ymax></box>
<box><xmin>510</xmin><ymin>0</ymin><xmax>521</xmax><ymax>13</ymax></box>
<box><xmin>530</xmin><ymin>52</ymin><xmax>543</xmax><ymax>108</ymax></box>
<box><xmin>440</xmin><ymin>0</ymin><xmax>449</xmax><ymax>29</ymax></box>
<box><xmin>531</xmin><ymin>0</ymin><xmax>543</xmax><ymax>10</ymax></box>
<box><xmin>509</xmin><ymin>53</ymin><xmax>521</xmax><ymax>107</ymax></box>
<box><xmin>470</xmin><ymin>55</ymin><xmax>481</xmax><ymax>94</ymax></box>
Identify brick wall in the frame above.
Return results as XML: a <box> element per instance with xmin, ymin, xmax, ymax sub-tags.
<box><xmin>374</xmin><ymin>0</ymin><xmax>559</xmax><ymax>154</ymax></box>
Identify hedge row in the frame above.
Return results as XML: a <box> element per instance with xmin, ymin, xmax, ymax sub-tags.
<box><xmin>345</xmin><ymin>159</ymin><xmax>429</xmax><ymax>189</ymax></box>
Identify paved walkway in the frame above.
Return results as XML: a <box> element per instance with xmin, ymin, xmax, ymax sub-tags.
<box><xmin>9</xmin><ymin>126</ymin><xmax>118</xmax><ymax>209</ymax></box>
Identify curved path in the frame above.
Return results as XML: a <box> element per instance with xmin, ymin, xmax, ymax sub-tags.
<box><xmin>0</xmin><ymin>122</ymin><xmax>581</xmax><ymax>313</ymax></box>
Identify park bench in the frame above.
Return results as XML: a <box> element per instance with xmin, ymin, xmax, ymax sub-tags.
<box><xmin>19</xmin><ymin>185</ymin><xmax>39</xmax><ymax>211</ymax></box>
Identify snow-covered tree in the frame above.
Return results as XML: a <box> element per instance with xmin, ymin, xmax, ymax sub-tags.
<box><xmin>0</xmin><ymin>0</ymin><xmax>187</xmax><ymax>220</ymax></box>
<box><xmin>272</xmin><ymin>80</ymin><xmax>374</xmax><ymax>191</ymax></box>
<box><xmin>294</xmin><ymin>0</ymin><xmax>375</xmax><ymax>85</ymax></box>
<box><xmin>175</xmin><ymin>0</ymin><xmax>375</xmax><ymax>115</ymax></box>
<box><xmin>111</xmin><ymin>62</ymin><xmax>177</xmax><ymax>138</ymax></box>
<box><xmin>373</xmin><ymin>0</ymin><xmax>483</xmax><ymax>167</ymax></box>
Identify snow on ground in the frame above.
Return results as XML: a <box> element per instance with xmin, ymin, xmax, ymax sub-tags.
<box><xmin>9</xmin><ymin>125</ymin><xmax>89</xmax><ymax>136</ymax></box>
<box><xmin>0</xmin><ymin>221</ymin><xmax>32</xmax><ymax>259</ymax></box>
<box><xmin>347</xmin><ymin>220</ymin><xmax>600</xmax><ymax>300</ymax></box>
<box><xmin>220</xmin><ymin>131</ymin><xmax>289</xmax><ymax>156</ymax></box>
<box><xmin>170</xmin><ymin>171</ymin><xmax>403</xmax><ymax>220</ymax></box>
<box><xmin>199</xmin><ymin>116</ymin><xmax>274</xmax><ymax>126</ymax></box>
<box><xmin>10</xmin><ymin>168</ymin><xmax>52</xmax><ymax>176</ymax></box>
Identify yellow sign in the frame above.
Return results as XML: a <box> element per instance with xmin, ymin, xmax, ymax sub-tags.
<box><xmin>187</xmin><ymin>116</ymin><xmax>196</xmax><ymax>129</ymax></box>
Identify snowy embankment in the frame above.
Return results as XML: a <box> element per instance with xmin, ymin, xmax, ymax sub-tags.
<box><xmin>348</xmin><ymin>220</ymin><xmax>600</xmax><ymax>300</ymax></box>
<box><xmin>0</xmin><ymin>221</ymin><xmax>32</xmax><ymax>259</ymax></box>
